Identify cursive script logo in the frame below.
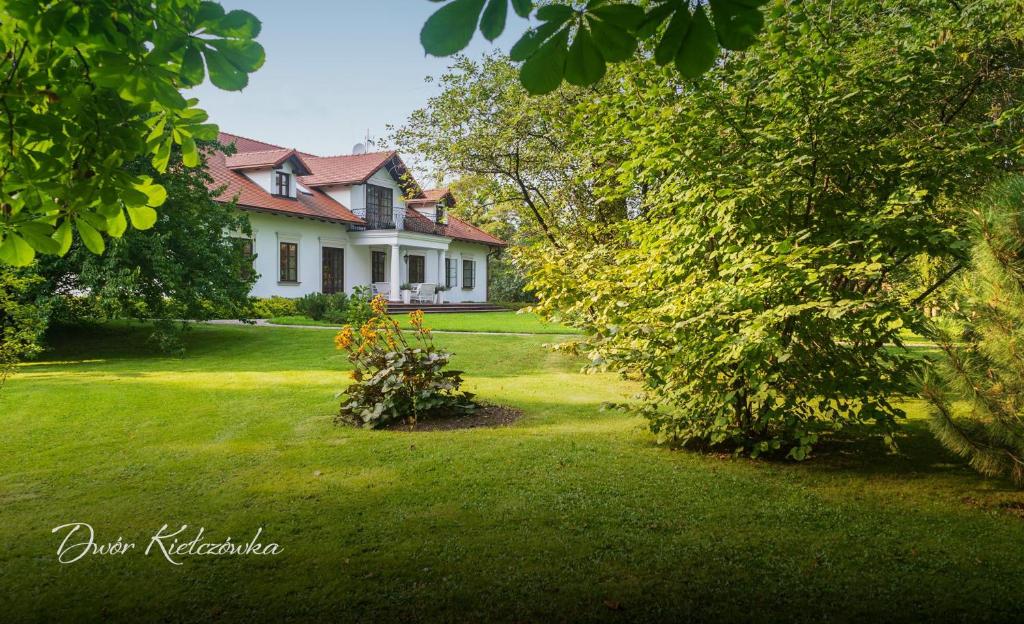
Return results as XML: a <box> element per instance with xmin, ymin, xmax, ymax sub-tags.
<box><xmin>52</xmin><ymin>522</ymin><xmax>282</xmax><ymax>565</ymax></box>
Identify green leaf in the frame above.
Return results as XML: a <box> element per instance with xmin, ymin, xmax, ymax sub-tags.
<box><xmin>180</xmin><ymin>43</ymin><xmax>206</xmax><ymax>87</ymax></box>
<box><xmin>196</xmin><ymin>1</ymin><xmax>226</xmax><ymax>26</ymax></box>
<box><xmin>0</xmin><ymin>233</ymin><xmax>35</xmax><ymax>266</ymax></box>
<box><xmin>53</xmin><ymin>220</ymin><xmax>72</xmax><ymax>256</ymax></box>
<box><xmin>134</xmin><ymin>177</ymin><xmax>168</xmax><ymax>208</ymax></box>
<box><xmin>18</xmin><ymin>222</ymin><xmax>60</xmax><ymax>255</ymax></box>
<box><xmin>510</xmin><ymin>19</ymin><xmax>562</xmax><ymax>62</ymax></box>
<box><xmin>207</xmin><ymin>39</ymin><xmax>265</xmax><ymax>73</ymax></box>
<box><xmin>511</xmin><ymin>0</ymin><xmax>532</xmax><ymax>18</ymax></box>
<box><xmin>127</xmin><ymin>206</ymin><xmax>159</xmax><ymax>230</ymax></box>
<box><xmin>181</xmin><ymin>134</ymin><xmax>200</xmax><ymax>168</ymax></box>
<box><xmin>588</xmin><ymin>4</ymin><xmax>645</xmax><ymax>30</ymax></box>
<box><xmin>565</xmin><ymin>27</ymin><xmax>605</xmax><ymax>87</ymax></box>
<box><xmin>480</xmin><ymin>0</ymin><xmax>507</xmax><ymax>42</ymax></box>
<box><xmin>75</xmin><ymin>219</ymin><xmax>105</xmax><ymax>255</ymax></box>
<box><xmin>191</xmin><ymin>123</ymin><xmax>220</xmax><ymax>141</ymax></box>
<box><xmin>586</xmin><ymin>15</ymin><xmax>637</xmax><ymax>62</ymax></box>
<box><xmin>709</xmin><ymin>0</ymin><xmax>766</xmax><ymax>50</ymax></box>
<box><xmin>535</xmin><ymin>5</ymin><xmax>573</xmax><ymax>22</ymax></box>
<box><xmin>654</xmin><ymin>6</ymin><xmax>692</xmax><ymax>66</ymax></box>
<box><xmin>420</xmin><ymin>0</ymin><xmax>487</xmax><ymax>57</ymax></box>
<box><xmin>676</xmin><ymin>5</ymin><xmax>719</xmax><ymax>79</ymax></box>
<box><xmin>519</xmin><ymin>26</ymin><xmax>570</xmax><ymax>95</ymax></box>
<box><xmin>636</xmin><ymin>1</ymin><xmax>677</xmax><ymax>40</ymax></box>
<box><xmin>106</xmin><ymin>209</ymin><xmax>128</xmax><ymax>238</ymax></box>
<box><xmin>203</xmin><ymin>46</ymin><xmax>248</xmax><ymax>90</ymax></box>
<box><xmin>152</xmin><ymin>138</ymin><xmax>172</xmax><ymax>172</ymax></box>
<box><xmin>215</xmin><ymin>9</ymin><xmax>262</xmax><ymax>38</ymax></box>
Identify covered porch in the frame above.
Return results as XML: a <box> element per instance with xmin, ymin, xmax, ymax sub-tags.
<box><xmin>349</xmin><ymin>230</ymin><xmax>452</xmax><ymax>303</ymax></box>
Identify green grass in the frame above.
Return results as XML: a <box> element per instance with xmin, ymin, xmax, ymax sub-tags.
<box><xmin>269</xmin><ymin>310</ymin><xmax>579</xmax><ymax>334</ymax></box>
<box><xmin>2</xmin><ymin>323</ymin><xmax>1024</xmax><ymax>622</ymax></box>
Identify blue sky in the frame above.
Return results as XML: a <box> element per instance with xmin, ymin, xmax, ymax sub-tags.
<box><xmin>187</xmin><ymin>1</ymin><xmax>520</xmax><ymax>156</ymax></box>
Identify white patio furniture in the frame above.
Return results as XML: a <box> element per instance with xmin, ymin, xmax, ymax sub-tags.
<box><xmin>372</xmin><ymin>282</ymin><xmax>390</xmax><ymax>297</ymax></box>
<box><xmin>411</xmin><ymin>283</ymin><xmax>436</xmax><ymax>304</ymax></box>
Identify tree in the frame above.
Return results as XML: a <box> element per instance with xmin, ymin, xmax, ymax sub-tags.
<box><xmin>0</xmin><ymin>267</ymin><xmax>45</xmax><ymax>387</ymax></box>
<box><xmin>520</xmin><ymin>0</ymin><xmax>1024</xmax><ymax>458</ymax></box>
<box><xmin>0</xmin><ymin>0</ymin><xmax>264</xmax><ymax>267</ymax></box>
<box><xmin>31</xmin><ymin>144</ymin><xmax>255</xmax><ymax>351</ymax></box>
<box><xmin>420</xmin><ymin>0</ymin><xmax>771</xmax><ymax>94</ymax></box>
<box><xmin>392</xmin><ymin>53</ymin><xmax>626</xmax><ymax>249</ymax></box>
<box><xmin>922</xmin><ymin>177</ymin><xmax>1024</xmax><ymax>486</ymax></box>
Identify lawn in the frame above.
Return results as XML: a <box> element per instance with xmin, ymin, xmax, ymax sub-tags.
<box><xmin>269</xmin><ymin>310</ymin><xmax>579</xmax><ymax>334</ymax></box>
<box><xmin>2</xmin><ymin>323</ymin><xmax>1024</xmax><ymax>622</ymax></box>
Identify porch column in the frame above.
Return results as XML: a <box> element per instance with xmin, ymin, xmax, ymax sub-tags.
<box><xmin>437</xmin><ymin>249</ymin><xmax>445</xmax><ymax>287</ymax></box>
<box><xmin>389</xmin><ymin>244</ymin><xmax>401</xmax><ymax>301</ymax></box>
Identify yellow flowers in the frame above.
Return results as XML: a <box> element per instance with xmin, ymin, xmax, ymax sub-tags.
<box><xmin>335</xmin><ymin>300</ymin><xmax>435</xmax><ymax>356</ymax></box>
<box><xmin>334</xmin><ymin>325</ymin><xmax>354</xmax><ymax>350</ymax></box>
<box><xmin>409</xmin><ymin>309</ymin><xmax>432</xmax><ymax>336</ymax></box>
<box><xmin>370</xmin><ymin>294</ymin><xmax>389</xmax><ymax>316</ymax></box>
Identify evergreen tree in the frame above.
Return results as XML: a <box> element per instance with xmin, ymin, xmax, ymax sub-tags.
<box><xmin>923</xmin><ymin>177</ymin><xmax>1024</xmax><ymax>486</ymax></box>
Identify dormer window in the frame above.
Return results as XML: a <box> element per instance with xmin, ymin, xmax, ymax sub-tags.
<box><xmin>274</xmin><ymin>171</ymin><xmax>291</xmax><ymax>197</ymax></box>
<box><xmin>435</xmin><ymin>202</ymin><xmax>446</xmax><ymax>224</ymax></box>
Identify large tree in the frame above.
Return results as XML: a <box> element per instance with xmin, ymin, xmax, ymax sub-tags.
<box><xmin>518</xmin><ymin>0</ymin><xmax>1024</xmax><ymax>458</ymax></box>
<box><xmin>0</xmin><ymin>0</ymin><xmax>264</xmax><ymax>267</ymax></box>
<box><xmin>31</xmin><ymin>145</ymin><xmax>255</xmax><ymax>349</ymax></box>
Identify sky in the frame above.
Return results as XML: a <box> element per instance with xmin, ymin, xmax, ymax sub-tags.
<box><xmin>187</xmin><ymin>1</ymin><xmax>521</xmax><ymax>157</ymax></box>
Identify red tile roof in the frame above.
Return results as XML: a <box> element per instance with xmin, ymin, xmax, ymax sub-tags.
<box><xmin>210</xmin><ymin>132</ymin><xmax>506</xmax><ymax>245</ymax></box>
<box><xmin>209</xmin><ymin>133</ymin><xmax>363</xmax><ymax>224</ymax></box>
<box><xmin>224</xmin><ymin>148</ymin><xmax>309</xmax><ymax>172</ymax></box>
<box><xmin>408</xmin><ymin>188</ymin><xmax>452</xmax><ymax>205</ymax></box>
<box><xmin>298</xmin><ymin>151</ymin><xmax>397</xmax><ymax>187</ymax></box>
<box><xmin>404</xmin><ymin>208</ymin><xmax>507</xmax><ymax>247</ymax></box>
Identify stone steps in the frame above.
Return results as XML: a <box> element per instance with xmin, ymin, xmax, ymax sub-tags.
<box><xmin>386</xmin><ymin>303</ymin><xmax>506</xmax><ymax>314</ymax></box>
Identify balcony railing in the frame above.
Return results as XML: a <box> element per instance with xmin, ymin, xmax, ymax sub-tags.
<box><xmin>353</xmin><ymin>207</ymin><xmax>405</xmax><ymax>230</ymax></box>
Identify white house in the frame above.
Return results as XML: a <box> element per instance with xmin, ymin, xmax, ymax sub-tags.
<box><xmin>206</xmin><ymin>132</ymin><xmax>507</xmax><ymax>303</ymax></box>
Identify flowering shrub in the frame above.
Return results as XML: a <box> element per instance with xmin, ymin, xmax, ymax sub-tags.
<box><xmin>334</xmin><ymin>295</ymin><xmax>475</xmax><ymax>428</ymax></box>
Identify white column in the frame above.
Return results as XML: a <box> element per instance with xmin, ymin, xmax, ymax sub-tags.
<box><xmin>389</xmin><ymin>244</ymin><xmax>401</xmax><ymax>301</ymax></box>
<box><xmin>453</xmin><ymin>251</ymin><xmax>462</xmax><ymax>302</ymax></box>
<box><xmin>436</xmin><ymin>249</ymin><xmax>445</xmax><ymax>286</ymax></box>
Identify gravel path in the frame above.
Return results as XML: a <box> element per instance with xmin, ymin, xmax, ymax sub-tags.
<box><xmin>203</xmin><ymin>318</ymin><xmax>575</xmax><ymax>338</ymax></box>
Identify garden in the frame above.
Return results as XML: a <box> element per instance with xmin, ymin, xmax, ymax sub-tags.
<box><xmin>3</xmin><ymin>320</ymin><xmax>1024</xmax><ymax>621</ymax></box>
<box><xmin>4</xmin><ymin>0</ymin><xmax>1024</xmax><ymax>622</ymax></box>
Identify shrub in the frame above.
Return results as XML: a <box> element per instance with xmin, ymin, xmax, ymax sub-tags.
<box><xmin>0</xmin><ymin>270</ymin><xmax>48</xmax><ymax>387</ymax></box>
<box><xmin>334</xmin><ymin>296</ymin><xmax>475</xmax><ymax>428</ymax></box>
<box><xmin>343</xmin><ymin>286</ymin><xmax>373</xmax><ymax>326</ymax></box>
<box><xmin>296</xmin><ymin>292</ymin><xmax>338</xmax><ymax>321</ymax></box>
<box><xmin>250</xmin><ymin>296</ymin><xmax>298</xmax><ymax>318</ymax></box>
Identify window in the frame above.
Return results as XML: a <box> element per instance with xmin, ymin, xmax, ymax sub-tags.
<box><xmin>372</xmin><ymin>250</ymin><xmax>387</xmax><ymax>283</ymax></box>
<box><xmin>366</xmin><ymin>184</ymin><xmax>394</xmax><ymax>227</ymax></box>
<box><xmin>435</xmin><ymin>203</ymin><xmax>446</xmax><ymax>224</ymax></box>
<box><xmin>408</xmin><ymin>255</ymin><xmax>425</xmax><ymax>283</ymax></box>
<box><xmin>445</xmin><ymin>258</ymin><xmax>456</xmax><ymax>288</ymax></box>
<box><xmin>279</xmin><ymin>241</ymin><xmax>298</xmax><ymax>283</ymax></box>
<box><xmin>322</xmin><ymin>247</ymin><xmax>344</xmax><ymax>294</ymax></box>
<box><xmin>237</xmin><ymin>238</ymin><xmax>255</xmax><ymax>279</ymax></box>
<box><xmin>274</xmin><ymin>171</ymin><xmax>291</xmax><ymax>197</ymax></box>
<box><xmin>462</xmin><ymin>259</ymin><xmax>475</xmax><ymax>289</ymax></box>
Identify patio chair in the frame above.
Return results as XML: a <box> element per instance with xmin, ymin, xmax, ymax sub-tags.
<box><xmin>411</xmin><ymin>283</ymin><xmax>436</xmax><ymax>304</ymax></box>
<box><xmin>372</xmin><ymin>282</ymin><xmax>390</xmax><ymax>297</ymax></box>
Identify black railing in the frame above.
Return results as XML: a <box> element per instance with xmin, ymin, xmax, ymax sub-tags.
<box><xmin>354</xmin><ymin>207</ymin><xmax>404</xmax><ymax>230</ymax></box>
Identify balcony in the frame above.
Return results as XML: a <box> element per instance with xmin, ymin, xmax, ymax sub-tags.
<box><xmin>352</xmin><ymin>207</ymin><xmax>405</xmax><ymax>230</ymax></box>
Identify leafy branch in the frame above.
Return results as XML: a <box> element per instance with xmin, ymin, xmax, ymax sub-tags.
<box><xmin>421</xmin><ymin>0</ymin><xmax>770</xmax><ymax>94</ymax></box>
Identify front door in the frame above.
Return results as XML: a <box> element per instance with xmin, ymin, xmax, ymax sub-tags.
<box><xmin>322</xmin><ymin>247</ymin><xmax>344</xmax><ymax>294</ymax></box>
<box><xmin>408</xmin><ymin>254</ymin><xmax>425</xmax><ymax>284</ymax></box>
